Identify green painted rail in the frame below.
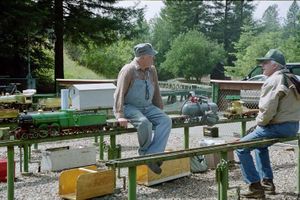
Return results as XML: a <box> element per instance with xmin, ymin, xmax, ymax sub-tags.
<box><xmin>106</xmin><ymin>136</ymin><xmax>300</xmax><ymax>200</ymax></box>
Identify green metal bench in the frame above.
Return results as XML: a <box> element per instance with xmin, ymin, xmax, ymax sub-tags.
<box><xmin>106</xmin><ymin>135</ymin><xmax>300</xmax><ymax>200</ymax></box>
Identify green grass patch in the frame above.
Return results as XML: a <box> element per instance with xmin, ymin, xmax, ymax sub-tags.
<box><xmin>64</xmin><ymin>51</ymin><xmax>105</xmax><ymax>79</ymax></box>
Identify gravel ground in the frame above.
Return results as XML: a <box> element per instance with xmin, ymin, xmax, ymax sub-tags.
<box><xmin>0</xmin><ymin>123</ymin><xmax>299</xmax><ymax>200</ymax></box>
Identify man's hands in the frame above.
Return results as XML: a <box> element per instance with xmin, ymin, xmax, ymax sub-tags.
<box><xmin>118</xmin><ymin>118</ymin><xmax>129</xmax><ymax>128</ymax></box>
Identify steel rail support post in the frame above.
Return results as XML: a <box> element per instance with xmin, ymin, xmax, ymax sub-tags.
<box><xmin>33</xmin><ymin>143</ymin><xmax>38</xmax><ymax>150</ymax></box>
<box><xmin>241</xmin><ymin>121</ymin><xmax>246</xmax><ymax>137</ymax></box>
<box><xmin>110</xmin><ymin>134</ymin><xmax>116</xmax><ymax>159</ymax></box>
<box><xmin>23</xmin><ymin>144</ymin><xmax>29</xmax><ymax>172</ymax></box>
<box><xmin>218</xmin><ymin>151</ymin><xmax>228</xmax><ymax>200</ymax></box>
<box><xmin>94</xmin><ymin>136</ymin><xmax>98</xmax><ymax>144</ymax></box>
<box><xmin>28</xmin><ymin>144</ymin><xmax>31</xmax><ymax>161</ymax></box>
<box><xmin>184</xmin><ymin>127</ymin><xmax>189</xmax><ymax>149</ymax></box>
<box><xmin>212</xmin><ymin>82</ymin><xmax>219</xmax><ymax>104</ymax></box>
<box><xmin>99</xmin><ymin>135</ymin><xmax>104</xmax><ymax>160</ymax></box>
<box><xmin>7</xmin><ymin>145</ymin><xmax>14</xmax><ymax>200</ymax></box>
<box><xmin>297</xmin><ymin>136</ymin><xmax>300</xmax><ymax>197</ymax></box>
<box><xmin>128</xmin><ymin>166</ymin><xmax>137</xmax><ymax>200</ymax></box>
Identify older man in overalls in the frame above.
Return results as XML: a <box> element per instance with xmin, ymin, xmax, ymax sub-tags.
<box><xmin>114</xmin><ymin>43</ymin><xmax>172</xmax><ymax>174</ymax></box>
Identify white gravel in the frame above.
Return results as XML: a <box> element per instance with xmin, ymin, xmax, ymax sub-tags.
<box><xmin>0</xmin><ymin>122</ymin><xmax>299</xmax><ymax>200</ymax></box>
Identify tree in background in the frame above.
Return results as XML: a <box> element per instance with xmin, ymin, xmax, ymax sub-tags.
<box><xmin>161</xmin><ymin>30</ymin><xmax>225</xmax><ymax>82</ymax></box>
<box><xmin>76</xmin><ymin>40</ymin><xmax>135</xmax><ymax>79</ymax></box>
<box><xmin>64</xmin><ymin>9</ymin><xmax>151</xmax><ymax>80</ymax></box>
<box><xmin>261</xmin><ymin>4</ymin><xmax>281</xmax><ymax>32</ymax></box>
<box><xmin>0</xmin><ymin>0</ymin><xmax>54</xmax><ymax>92</ymax></box>
<box><xmin>53</xmin><ymin>0</ymin><xmax>144</xmax><ymax>84</ymax></box>
<box><xmin>151</xmin><ymin>0</ymin><xmax>255</xmax><ymax>75</ymax></box>
<box><xmin>233</xmin><ymin>31</ymin><xmax>284</xmax><ymax>77</ymax></box>
<box><xmin>284</xmin><ymin>0</ymin><xmax>300</xmax><ymax>37</ymax></box>
<box><xmin>0</xmin><ymin>0</ymin><xmax>143</xmax><ymax>92</ymax></box>
<box><xmin>150</xmin><ymin>1</ymin><xmax>211</xmax><ymax>79</ymax></box>
<box><xmin>209</xmin><ymin>0</ymin><xmax>255</xmax><ymax>65</ymax></box>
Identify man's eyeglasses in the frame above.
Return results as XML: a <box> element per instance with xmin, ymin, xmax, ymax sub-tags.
<box><xmin>145</xmin><ymin>80</ymin><xmax>149</xmax><ymax>100</ymax></box>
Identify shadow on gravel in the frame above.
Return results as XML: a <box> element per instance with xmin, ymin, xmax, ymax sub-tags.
<box><xmin>118</xmin><ymin>145</ymin><xmax>139</xmax><ymax>151</ymax></box>
<box><xmin>275</xmin><ymin>192</ymin><xmax>299</xmax><ymax>199</ymax></box>
<box><xmin>135</xmin><ymin>175</ymin><xmax>218</xmax><ymax>199</ymax></box>
<box><xmin>272</xmin><ymin>163</ymin><xmax>296</xmax><ymax>171</ymax></box>
<box><xmin>0</xmin><ymin>173</ymin><xmax>58</xmax><ymax>191</ymax></box>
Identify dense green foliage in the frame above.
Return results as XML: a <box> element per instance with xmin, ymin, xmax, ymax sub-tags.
<box><xmin>1</xmin><ymin>0</ymin><xmax>300</xmax><ymax>89</ymax></box>
<box><xmin>161</xmin><ymin>30</ymin><xmax>225</xmax><ymax>81</ymax></box>
<box><xmin>151</xmin><ymin>1</ymin><xmax>254</xmax><ymax>68</ymax></box>
<box><xmin>233</xmin><ymin>1</ymin><xmax>300</xmax><ymax>77</ymax></box>
<box><xmin>0</xmin><ymin>0</ymin><xmax>143</xmax><ymax>92</ymax></box>
<box><xmin>78</xmin><ymin>40</ymin><xmax>135</xmax><ymax>79</ymax></box>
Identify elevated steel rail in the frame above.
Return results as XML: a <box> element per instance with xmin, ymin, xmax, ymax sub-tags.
<box><xmin>106</xmin><ymin>136</ymin><xmax>300</xmax><ymax>200</ymax></box>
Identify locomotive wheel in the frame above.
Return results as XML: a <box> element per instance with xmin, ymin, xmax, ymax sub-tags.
<box><xmin>21</xmin><ymin>132</ymin><xmax>29</xmax><ymax>140</ymax></box>
<box><xmin>31</xmin><ymin>131</ymin><xmax>39</xmax><ymax>139</ymax></box>
<box><xmin>49</xmin><ymin>123</ymin><xmax>60</xmax><ymax>136</ymax></box>
<box><xmin>38</xmin><ymin>124</ymin><xmax>49</xmax><ymax>138</ymax></box>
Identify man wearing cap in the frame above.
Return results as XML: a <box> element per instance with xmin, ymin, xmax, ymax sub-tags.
<box><xmin>113</xmin><ymin>43</ymin><xmax>172</xmax><ymax>174</ymax></box>
<box><xmin>236</xmin><ymin>49</ymin><xmax>300</xmax><ymax>198</ymax></box>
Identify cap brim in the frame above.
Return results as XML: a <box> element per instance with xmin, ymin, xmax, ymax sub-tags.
<box><xmin>151</xmin><ymin>50</ymin><xmax>158</xmax><ymax>56</ymax></box>
<box><xmin>256</xmin><ymin>57</ymin><xmax>273</xmax><ymax>62</ymax></box>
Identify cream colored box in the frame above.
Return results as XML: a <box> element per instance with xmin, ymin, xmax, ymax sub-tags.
<box><xmin>59</xmin><ymin>165</ymin><xmax>115</xmax><ymax>200</ymax></box>
<box><xmin>136</xmin><ymin>157</ymin><xmax>190</xmax><ymax>186</ymax></box>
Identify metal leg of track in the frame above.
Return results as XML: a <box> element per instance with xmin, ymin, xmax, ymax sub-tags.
<box><xmin>217</xmin><ymin>151</ymin><xmax>228</xmax><ymax>200</ymax></box>
<box><xmin>94</xmin><ymin>136</ymin><xmax>98</xmax><ymax>144</ymax></box>
<box><xmin>184</xmin><ymin>127</ymin><xmax>189</xmax><ymax>149</ymax></box>
<box><xmin>28</xmin><ymin>144</ymin><xmax>31</xmax><ymax>161</ymax></box>
<box><xmin>297</xmin><ymin>138</ymin><xmax>300</xmax><ymax>196</ymax></box>
<box><xmin>99</xmin><ymin>135</ymin><xmax>104</xmax><ymax>160</ymax></box>
<box><xmin>7</xmin><ymin>146</ymin><xmax>14</xmax><ymax>200</ymax></box>
<box><xmin>128</xmin><ymin>166</ymin><xmax>137</xmax><ymax>200</ymax></box>
<box><xmin>23</xmin><ymin>144</ymin><xmax>29</xmax><ymax>172</ymax></box>
<box><xmin>241</xmin><ymin>121</ymin><xmax>246</xmax><ymax>137</ymax></box>
<box><xmin>110</xmin><ymin>135</ymin><xmax>116</xmax><ymax>159</ymax></box>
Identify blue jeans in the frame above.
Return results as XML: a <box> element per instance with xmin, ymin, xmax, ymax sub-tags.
<box><xmin>124</xmin><ymin>104</ymin><xmax>172</xmax><ymax>155</ymax></box>
<box><xmin>235</xmin><ymin>122</ymin><xmax>299</xmax><ymax>184</ymax></box>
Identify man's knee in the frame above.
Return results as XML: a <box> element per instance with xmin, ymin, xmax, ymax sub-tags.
<box><xmin>162</xmin><ymin>115</ymin><xmax>172</xmax><ymax>128</ymax></box>
<box><xmin>139</xmin><ymin>117</ymin><xmax>152</xmax><ymax>129</ymax></box>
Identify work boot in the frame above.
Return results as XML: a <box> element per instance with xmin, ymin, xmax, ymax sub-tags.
<box><xmin>261</xmin><ymin>179</ymin><xmax>276</xmax><ymax>195</ymax></box>
<box><xmin>147</xmin><ymin>162</ymin><xmax>162</xmax><ymax>175</ymax></box>
<box><xmin>157</xmin><ymin>161</ymin><xmax>163</xmax><ymax>167</ymax></box>
<box><xmin>240</xmin><ymin>182</ymin><xmax>265</xmax><ymax>199</ymax></box>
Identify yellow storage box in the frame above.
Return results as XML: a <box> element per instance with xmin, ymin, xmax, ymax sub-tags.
<box><xmin>59</xmin><ymin>165</ymin><xmax>115</xmax><ymax>200</ymax></box>
<box><xmin>136</xmin><ymin>157</ymin><xmax>190</xmax><ymax>186</ymax></box>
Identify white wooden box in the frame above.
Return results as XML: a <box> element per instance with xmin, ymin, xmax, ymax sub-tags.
<box><xmin>199</xmin><ymin>139</ymin><xmax>234</xmax><ymax>169</ymax></box>
<box><xmin>41</xmin><ymin>146</ymin><xmax>96</xmax><ymax>171</ymax></box>
<box><xmin>69</xmin><ymin>83</ymin><xmax>116</xmax><ymax>110</ymax></box>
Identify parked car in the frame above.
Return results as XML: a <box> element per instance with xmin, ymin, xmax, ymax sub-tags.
<box><xmin>243</xmin><ymin>63</ymin><xmax>300</xmax><ymax>80</ymax></box>
<box><xmin>241</xmin><ymin>63</ymin><xmax>300</xmax><ymax>108</ymax></box>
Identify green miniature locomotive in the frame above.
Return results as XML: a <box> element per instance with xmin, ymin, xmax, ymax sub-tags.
<box><xmin>15</xmin><ymin>109</ymin><xmax>107</xmax><ymax>139</ymax></box>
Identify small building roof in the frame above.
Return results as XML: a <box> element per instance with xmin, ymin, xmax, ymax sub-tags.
<box><xmin>70</xmin><ymin>83</ymin><xmax>116</xmax><ymax>91</ymax></box>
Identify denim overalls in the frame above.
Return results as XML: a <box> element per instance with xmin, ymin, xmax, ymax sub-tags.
<box><xmin>124</xmin><ymin>69</ymin><xmax>171</xmax><ymax>155</ymax></box>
